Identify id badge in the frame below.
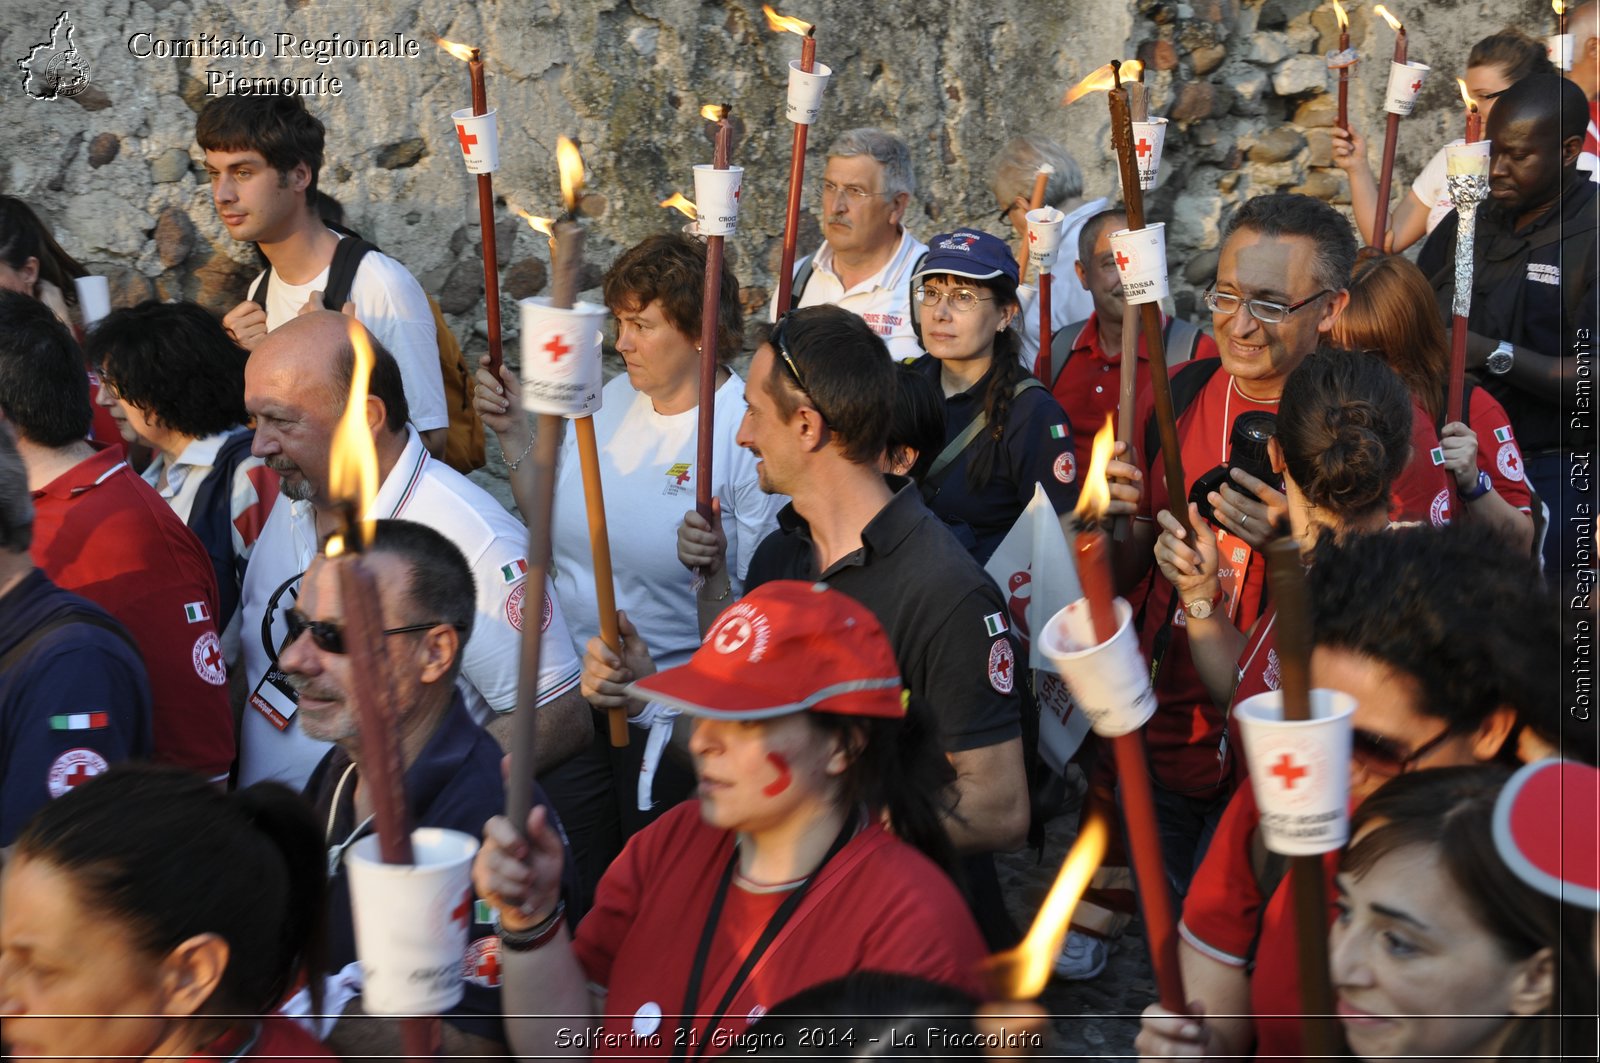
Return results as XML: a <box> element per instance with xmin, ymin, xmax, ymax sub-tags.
<box><xmin>248</xmin><ymin>668</ymin><xmax>300</xmax><ymax>731</ymax></box>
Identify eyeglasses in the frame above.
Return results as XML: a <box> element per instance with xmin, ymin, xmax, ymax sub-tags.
<box><xmin>915</xmin><ymin>286</ymin><xmax>995</xmax><ymax>312</ymax></box>
<box><xmin>819</xmin><ymin>179</ymin><xmax>890</xmax><ymax>204</ymax></box>
<box><xmin>1204</xmin><ymin>288</ymin><xmax>1333</xmax><ymax>325</ymax></box>
<box><xmin>769</xmin><ymin>314</ymin><xmax>832</xmax><ymax>427</ymax></box>
<box><xmin>284</xmin><ymin>608</ymin><xmax>459</xmax><ymax>655</ymax></box>
<box><xmin>1350</xmin><ymin>725</ymin><xmax>1454</xmax><ymax>779</ymax></box>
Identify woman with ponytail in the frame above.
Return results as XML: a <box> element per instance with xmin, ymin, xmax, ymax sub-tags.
<box><xmin>907</xmin><ymin>229</ymin><xmax>1078</xmax><ymax>563</ymax></box>
<box><xmin>474</xmin><ymin>581</ymin><xmax>984</xmax><ymax>1060</ymax></box>
<box><xmin>0</xmin><ymin>766</ymin><xmax>332</xmax><ymax>1063</ymax></box>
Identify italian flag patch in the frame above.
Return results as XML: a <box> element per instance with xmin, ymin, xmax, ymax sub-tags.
<box><xmin>1048</xmin><ymin>424</ymin><xmax>1069</xmax><ymax>439</ymax></box>
<box><xmin>1494</xmin><ymin>426</ymin><xmax>1513</xmax><ymax>443</ymax></box>
<box><xmin>1430</xmin><ymin>446</ymin><xmax>1445</xmax><ymax>466</ymax></box>
<box><xmin>984</xmin><ymin>612</ymin><xmax>1008</xmax><ymax>636</ymax></box>
<box><xmin>49</xmin><ymin>712</ymin><xmax>109</xmax><ymax>731</ymax></box>
<box><xmin>500</xmin><ymin>559</ymin><xmax>528</xmax><ymax>584</ymax></box>
<box><xmin>183</xmin><ymin>601</ymin><xmax>209</xmax><ymax>623</ymax></box>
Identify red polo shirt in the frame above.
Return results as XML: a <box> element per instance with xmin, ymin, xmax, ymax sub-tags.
<box><xmin>1388</xmin><ymin>399</ymin><xmax>1453</xmax><ymax>526</ymax></box>
<box><xmin>1035</xmin><ymin>312</ymin><xmax>1219</xmax><ymax>473</ymax></box>
<box><xmin>30</xmin><ymin>447</ymin><xmax>235</xmax><ymax>779</ymax></box>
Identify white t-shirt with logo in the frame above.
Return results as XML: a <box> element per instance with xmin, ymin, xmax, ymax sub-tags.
<box><xmin>773</xmin><ymin>229</ymin><xmax>929</xmax><ymax>361</ymax></box>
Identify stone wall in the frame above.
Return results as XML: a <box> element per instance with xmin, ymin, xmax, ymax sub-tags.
<box><xmin>2</xmin><ymin>0</ymin><xmax>1559</xmax><ymax>354</ymax></box>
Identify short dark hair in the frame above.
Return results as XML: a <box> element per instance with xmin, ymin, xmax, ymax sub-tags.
<box><xmin>1077</xmin><ymin>207</ymin><xmax>1128</xmax><ymax>267</ymax></box>
<box><xmin>196</xmin><ymin>94</ymin><xmax>325</xmax><ymax>199</ymax></box>
<box><xmin>889</xmin><ymin>363</ymin><xmax>945</xmax><ymax>482</ymax></box>
<box><xmin>1277</xmin><ymin>347</ymin><xmax>1413</xmax><ymax>519</ymax></box>
<box><xmin>15</xmin><ymin>765</ymin><xmax>327</xmax><ymax>1017</ymax></box>
<box><xmin>602</xmin><ymin>232</ymin><xmax>743</xmax><ymax>360</ymax></box>
<box><xmin>1224</xmin><ymin>193</ymin><xmax>1357</xmax><ymax>294</ymax></box>
<box><xmin>1491</xmin><ymin>73</ymin><xmax>1591</xmax><ymax>152</ymax></box>
<box><xmin>764</xmin><ymin>305</ymin><xmax>896</xmax><ymax>466</ymax></box>
<box><xmin>331</xmin><ymin>326</ymin><xmax>410</xmax><ymax>434</ymax></box>
<box><xmin>84</xmin><ymin>301</ymin><xmax>250</xmax><ymax>439</ymax></box>
<box><xmin>369</xmin><ymin>519</ymin><xmax>476</xmax><ymax>681</ymax></box>
<box><xmin>0</xmin><ymin>289</ymin><xmax>92</xmax><ymax>446</ymax></box>
<box><xmin>1309</xmin><ymin>522</ymin><xmax>1557</xmax><ymax>740</ymax></box>
<box><xmin>0</xmin><ymin>419</ymin><xmax>32</xmax><ymax>552</ymax></box>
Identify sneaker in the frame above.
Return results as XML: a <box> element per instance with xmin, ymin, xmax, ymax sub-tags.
<box><xmin>1053</xmin><ymin>930</ymin><xmax>1109</xmax><ymax>981</ymax></box>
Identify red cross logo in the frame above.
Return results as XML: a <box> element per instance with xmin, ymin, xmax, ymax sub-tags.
<box><xmin>676</xmin><ymin>467</ymin><xmax>692</xmax><ymax>484</ymax></box>
<box><xmin>1136</xmin><ymin>138</ymin><xmax>1152</xmax><ymax>158</ymax></box>
<box><xmin>1271</xmin><ymin>753</ymin><xmax>1309</xmax><ymax>789</ymax></box>
<box><xmin>1410</xmin><ymin>80</ymin><xmax>1422</xmax><ymax>93</ymax></box>
<box><xmin>451</xmin><ymin>893</ymin><xmax>472</xmax><ymax>928</ymax></box>
<box><xmin>733</xmin><ymin>184</ymin><xmax>742</xmax><ymax>202</ymax></box>
<box><xmin>1505</xmin><ymin>450</ymin><xmax>1520</xmax><ymax>474</ymax></box>
<box><xmin>65</xmin><ymin>763</ymin><xmax>95</xmax><ymax>789</ymax></box>
<box><xmin>543</xmin><ymin>335</ymin><xmax>570</xmax><ymax>363</ymax></box>
<box><xmin>475</xmin><ymin>949</ymin><xmax>500</xmax><ymax>984</ymax></box>
<box><xmin>993</xmin><ymin>652</ymin><xmax>1012</xmax><ymax>686</ymax></box>
<box><xmin>1115</xmin><ymin>250</ymin><xmax>1131</xmax><ymax>270</ymax></box>
<box><xmin>203</xmin><ymin>641</ymin><xmax>223</xmax><ymax>672</ymax></box>
<box><xmin>455</xmin><ymin>124</ymin><xmax>478</xmax><ymax>154</ymax></box>
<box><xmin>1027</xmin><ymin>230</ymin><xmax>1038</xmax><ymax>244</ymax></box>
<box><xmin>713</xmin><ymin>617</ymin><xmax>754</xmax><ymax>654</ymax></box>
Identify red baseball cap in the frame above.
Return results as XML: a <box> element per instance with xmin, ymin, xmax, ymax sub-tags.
<box><xmin>626</xmin><ymin>581</ymin><xmax>906</xmax><ymax>720</ymax></box>
<box><xmin>1492</xmin><ymin>759</ymin><xmax>1600</xmax><ymax>912</ymax></box>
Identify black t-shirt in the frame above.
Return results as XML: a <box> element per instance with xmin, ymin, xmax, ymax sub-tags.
<box><xmin>745</xmin><ymin>481</ymin><xmax>1022</xmax><ymax>753</ymax></box>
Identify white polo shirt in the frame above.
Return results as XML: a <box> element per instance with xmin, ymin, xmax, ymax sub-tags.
<box><xmin>774</xmin><ymin>229</ymin><xmax>929</xmax><ymax>360</ymax></box>
<box><xmin>236</xmin><ymin>428</ymin><xmax>581</xmax><ymax>788</ymax></box>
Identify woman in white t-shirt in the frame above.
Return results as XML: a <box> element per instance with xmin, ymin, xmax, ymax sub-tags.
<box><xmin>474</xmin><ymin>233</ymin><xmax>783</xmax><ymax>912</ymax></box>
<box><xmin>1332</xmin><ymin>30</ymin><xmax>1552</xmax><ymax>252</ymax></box>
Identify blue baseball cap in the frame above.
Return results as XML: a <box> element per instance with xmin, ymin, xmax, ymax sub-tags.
<box><xmin>912</xmin><ymin>230</ymin><xmax>1019</xmax><ymax>287</ymax></box>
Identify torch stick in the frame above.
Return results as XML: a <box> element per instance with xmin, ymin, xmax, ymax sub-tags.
<box><xmin>574</xmin><ymin>410</ymin><xmax>629</xmax><ymax>748</ymax></box>
<box><xmin>1333</xmin><ymin>2</ymin><xmax>1353</xmax><ymax>134</ymax></box>
<box><xmin>469</xmin><ymin>52</ymin><xmax>506</xmax><ymax>374</ymax></box>
<box><xmin>1265</xmin><ymin>533</ymin><xmax>1342</xmax><ymax>1060</ymax></box>
<box><xmin>1113</xmin><ymin>82</ymin><xmax>1150</xmax><ymax>544</ymax></box>
<box><xmin>775</xmin><ymin>28</ymin><xmax>817</xmax><ymax>315</ymax></box>
<box><xmin>1371</xmin><ymin>10</ymin><xmax>1408</xmax><ymax>252</ymax></box>
<box><xmin>1108</xmin><ymin>63</ymin><xmax>1191</xmax><ymax>541</ymax></box>
<box><xmin>1017</xmin><ymin>168</ymin><xmax>1051</xmax><ymax>279</ymax></box>
<box><xmin>1446</xmin><ymin>97</ymin><xmax>1486</xmax><ymax>426</ymax></box>
<box><xmin>696</xmin><ymin>109</ymin><xmax>733</xmax><ymax>525</ymax></box>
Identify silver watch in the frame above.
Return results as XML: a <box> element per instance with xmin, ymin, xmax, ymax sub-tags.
<box><xmin>1486</xmin><ymin>341</ymin><xmax>1514</xmax><ymax>376</ymax></box>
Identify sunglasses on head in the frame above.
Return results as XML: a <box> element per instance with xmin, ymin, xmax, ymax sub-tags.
<box><xmin>1350</xmin><ymin>725</ymin><xmax>1453</xmax><ymax>779</ymax></box>
<box><xmin>770</xmin><ymin>314</ymin><xmax>833</xmax><ymax>427</ymax></box>
<box><xmin>283</xmin><ymin>608</ymin><xmax>458</xmax><ymax>655</ymax></box>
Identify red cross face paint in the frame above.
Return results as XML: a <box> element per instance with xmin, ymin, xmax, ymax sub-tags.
<box><xmin>762</xmin><ymin>752</ymin><xmax>794</xmax><ymax>797</ymax></box>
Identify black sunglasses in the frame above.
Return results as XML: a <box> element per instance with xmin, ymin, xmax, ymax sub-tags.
<box><xmin>1350</xmin><ymin>725</ymin><xmax>1453</xmax><ymax>779</ymax></box>
<box><xmin>284</xmin><ymin>608</ymin><xmax>459</xmax><ymax>655</ymax></box>
<box><xmin>770</xmin><ymin>314</ymin><xmax>832</xmax><ymax>427</ymax></box>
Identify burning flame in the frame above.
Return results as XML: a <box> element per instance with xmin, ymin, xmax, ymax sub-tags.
<box><xmin>556</xmin><ymin>136</ymin><xmax>585</xmax><ymax>215</ymax></box>
<box><xmin>513</xmin><ymin>208</ymin><xmax>555</xmax><ymax>238</ymax></box>
<box><xmin>1073</xmin><ymin>416</ymin><xmax>1117</xmax><ymax>522</ymax></box>
<box><xmin>762</xmin><ymin>4</ymin><xmax>814</xmax><ymax>36</ymax></box>
<box><xmin>660</xmin><ymin>192</ymin><xmax>698</xmax><ymax>219</ymax></box>
<box><xmin>1062</xmin><ymin>61</ymin><xmax>1145</xmax><ymax>106</ymax></box>
<box><xmin>986</xmin><ymin>813</ymin><xmax>1109</xmax><ymax>999</ymax></box>
<box><xmin>324</xmin><ymin>320</ymin><xmax>380</xmax><ymax>556</ymax></box>
<box><xmin>1374</xmin><ymin>5</ymin><xmax>1403</xmax><ymax>33</ymax></box>
<box><xmin>1555</xmin><ymin>0</ymin><xmax>1565</xmax><ymax>15</ymax></box>
<box><xmin>1458</xmin><ymin>77</ymin><xmax>1479</xmax><ymax>112</ymax></box>
<box><xmin>700</xmin><ymin>103</ymin><xmax>729</xmax><ymax>122</ymax></box>
<box><xmin>1333</xmin><ymin>0</ymin><xmax>1349</xmax><ymax>31</ymax></box>
<box><xmin>435</xmin><ymin>36</ymin><xmax>477</xmax><ymax>63</ymax></box>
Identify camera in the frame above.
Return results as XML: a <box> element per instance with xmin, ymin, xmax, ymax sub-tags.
<box><xmin>1188</xmin><ymin>410</ymin><xmax>1281</xmax><ymax>525</ymax></box>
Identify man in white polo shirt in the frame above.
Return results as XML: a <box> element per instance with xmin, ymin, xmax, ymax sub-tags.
<box><xmin>237</xmin><ymin>311</ymin><xmax>587</xmax><ymax>789</ymax></box>
<box><xmin>773</xmin><ymin>128</ymin><xmax>928</xmax><ymax>359</ymax></box>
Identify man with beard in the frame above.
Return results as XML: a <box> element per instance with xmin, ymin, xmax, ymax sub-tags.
<box><xmin>237</xmin><ymin>311</ymin><xmax>587</xmax><ymax>788</ymax></box>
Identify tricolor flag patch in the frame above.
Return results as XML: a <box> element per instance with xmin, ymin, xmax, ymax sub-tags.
<box><xmin>1494</xmin><ymin>426</ymin><xmax>1513</xmax><ymax>443</ymax></box>
<box><xmin>984</xmin><ymin>612</ymin><xmax>1008</xmax><ymax>637</ymax></box>
<box><xmin>1048</xmin><ymin>424</ymin><xmax>1069</xmax><ymax>440</ymax></box>
<box><xmin>500</xmin><ymin>559</ymin><xmax>528</xmax><ymax>584</ymax></box>
<box><xmin>474</xmin><ymin>899</ymin><xmax>499</xmax><ymax>926</ymax></box>
<box><xmin>49</xmin><ymin>712</ymin><xmax>109</xmax><ymax>731</ymax></box>
<box><xmin>184</xmin><ymin>601</ymin><xmax>209</xmax><ymax>623</ymax></box>
<box><xmin>1430</xmin><ymin>446</ymin><xmax>1446</xmax><ymax>466</ymax></box>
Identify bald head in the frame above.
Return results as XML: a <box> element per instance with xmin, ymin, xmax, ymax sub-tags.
<box><xmin>249</xmin><ymin>311</ymin><xmax>352</xmax><ymax>409</ymax></box>
<box><xmin>1485</xmin><ymin>74</ymin><xmax>1588</xmax><ymax>215</ymax></box>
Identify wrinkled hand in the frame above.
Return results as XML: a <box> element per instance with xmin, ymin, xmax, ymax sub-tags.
<box><xmin>473</xmin><ymin>355</ymin><xmax>533</xmax><ymax>446</ymax></box>
<box><xmin>1106</xmin><ymin>441</ymin><xmax>1144</xmax><ymax>519</ymax></box>
<box><xmin>1210</xmin><ymin>467</ymin><xmax>1287</xmax><ymax>549</ymax></box>
<box><xmin>1439</xmin><ymin>421</ymin><xmax>1481</xmax><ymax>492</ymax></box>
<box><xmin>473</xmin><ymin>802</ymin><xmax>566</xmax><ymax>933</ymax></box>
<box><xmin>1329</xmin><ymin>126</ymin><xmax>1368</xmax><ymax>175</ymax></box>
<box><xmin>580</xmin><ymin>610</ymin><xmax>657</xmax><ymax>712</ymax></box>
<box><xmin>678</xmin><ymin>499</ymin><xmax>728</xmax><ymax>576</ymax></box>
<box><xmin>1155</xmin><ymin>503</ymin><xmax>1221</xmax><ymax>601</ymax></box>
<box><xmin>222</xmin><ymin>300</ymin><xmax>269</xmax><ymax>350</ymax></box>
<box><xmin>1134</xmin><ymin>1002</ymin><xmax>1216</xmax><ymax>1060</ymax></box>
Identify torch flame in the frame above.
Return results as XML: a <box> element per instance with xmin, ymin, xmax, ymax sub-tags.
<box><xmin>1458</xmin><ymin>77</ymin><xmax>1479</xmax><ymax>112</ymax></box>
<box><xmin>700</xmin><ymin>103</ymin><xmax>729</xmax><ymax>122</ymax></box>
<box><xmin>1555</xmin><ymin>0</ymin><xmax>1565</xmax><ymax>15</ymax></box>
<box><xmin>762</xmin><ymin>4</ymin><xmax>814</xmax><ymax>36</ymax></box>
<box><xmin>556</xmin><ymin>136</ymin><xmax>585</xmax><ymax>215</ymax></box>
<box><xmin>513</xmin><ymin>208</ymin><xmax>556</xmax><ymax>238</ymax></box>
<box><xmin>435</xmin><ymin>36</ymin><xmax>478</xmax><ymax>63</ymax></box>
<box><xmin>660</xmin><ymin>193</ymin><xmax>698</xmax><ymax>219</ymax></box>
<box><xmin>1062</xmin><ymin>61</ymin><xmax>1145</xmax><ymax>106</ymax></box>
<box><xmin>1333</xmin><ymin>0</ymin><xmax>1349</xmax><ymax>31</ymax></box>
<box><xmin>1374</xmin><ymin>5</ymin><xmax>1403</xmax><ymax>32</ymax></box>
<box><xmin>1072</xmin><ymin>416</ymin><xmax>1117</xmax><ymax>522</ymax></box>
<box><xmin>325</xmin><ymin>320</ymin><xmax>380</xmax><ymax>556</ymax></box>
<box><xmin>985</xmin><ymin>813</ymin><xmax>1109</xmax><ymax>999</ymax></box>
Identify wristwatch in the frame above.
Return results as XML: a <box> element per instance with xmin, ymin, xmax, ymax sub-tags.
<box><xmin>1461</xmin><ymin>469</ymin><xmax>1494</xmax><ymax>501</ymax></box>
<box><xmin>1486</xmin><ymin>341</ymin><xmax>1515</xmax><ymax>376</ymax></box>
<box><xmin>1184</xmin><ymin>588</ymin><xmax>1225</xmax><ymax>620</ymax></box>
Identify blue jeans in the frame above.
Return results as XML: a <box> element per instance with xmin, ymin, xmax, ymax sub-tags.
<box><xmin>1524</xmin><ymin>450</ymin><xmax>1592</xmax><ymax>583</ymax></box>
<box><xmin>1120</xmin><ymin>779</ymin><xmax>1232</xmax><ymax>904</ymax></box>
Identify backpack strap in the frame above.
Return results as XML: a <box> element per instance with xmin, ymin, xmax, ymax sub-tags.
<box><xmin>1143</xmin><ymin>357</ymin><xmax>1224</xmax><ymax>471</ymax></box>
<box><xmin>249</xmin><ymin>267</ymin><xmax>270</xmax><ymax>308</ymax></box>
<box><xmin>1048</xmin><ymin>319</ymin><xmax>1094</xmax><ymax>388</ymax></box>
<box><xmin>784</xmin><ymin>255</ymin><xmax>815</xmax><ymax>315</ymax></box>
<box><xmin>322</xmin><ymin>237</ymin><xmax>378</xmax><ymax>310</ymax></box>
<box><xmin>924</xmin><ymin>377</ymin><xmax>1046</xmax><ymax>487</ymax></box>
<box><xmin>1242</xmin><ymin>827</ymin><xmax>1292</xmax><ymax>967</ymax></box>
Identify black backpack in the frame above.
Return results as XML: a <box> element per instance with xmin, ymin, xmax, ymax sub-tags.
<box><xmin>1044</xmin><ymin>315</ymin><xmax>1204</xmax><ymax>392</ymax></box>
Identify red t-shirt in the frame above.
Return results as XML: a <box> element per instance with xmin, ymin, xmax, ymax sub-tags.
<box><xmin>1388</xmin><ymin>399</ymin><xmax>1452</xmax><ymax>526</ymax></box>
<box><xmin>1134</xmin><ymin>367</ymin><xmax>1274</xmax><ymax>794</ymax></box>
<box><xmin>573</xmin><ymin>801</ymin><xmax>986</xmax><ymax>1057</ymax></box>
<box><xmin>1179</xmin><ymin>784</ymin><xmax>1340</xmax><ymax>1063</ymax></box>
<box><xmin>1465</xmin><ymin>387</ymin><xmax>1532</xmax><ymax>512</ymax></box>
<box><xmin>30</xmin><ymin>447</ymin><xmax>235</xmax><ymax>779</ymax></box>
<box><xmin>1035</xmin><ymin>313</ymin><xmax>1221</xmax><ymax>474</ymax></box>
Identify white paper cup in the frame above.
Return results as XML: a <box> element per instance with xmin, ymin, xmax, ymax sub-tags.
<box><xmin>449</xmin><ymin>108</ymin><xmax>499</xmax><ymax>174</ymax></box>
<box><xmin>785</xmin><ymin>60</ymin><xmax>833</xmax><ymax>125</ymax></box>
<box><xmin>1549</xmin><ymin>33</ymin><xmax>1574</xmax><ymax>71</ymax></box>
<box><xmin>692</xmin><ymin>165</ymin><xmax>744</xmax><ymax>236</ymax></box>
<box><xmin>1383</xmin><ymin>61</ymin><xmax>1430</xmax><ymax>116</ymax></box>
<box><xmin>1038</xmin><ymin>597</ymin><xmax>1158</xmax><ymax>738</ymax></box>
<box><xmin>1130</xmin><ymin>117</ymin><xmax>1168</xmax><ymax>191</ymax></box>
<box><xmin>74</xmin><ymin>275</ymin><xmax>110</xmax><ymax>327</ymax></box>
<box><xmin>520</xmin><ymin>298</ymin><xmax>606</xmax><ymax>417</ymax></box>
<box><xmin>345</xmin><ymin>828</ymin><xmax>479</xmax><ymax>1014</ymax></box>
<box><xmin>1445</xmin><ymin>139</ymin><xmax>1491</xmax><ymax>179</ymax></box>
<box><xmin>1236</xmin><ymin>689</ymin><xmax>1356</xmax><ymax>856</ymax></box>
<box><xmin>1107</xmin><ymin>223</ymin><xmax>1169</xmax><ymax>306</ymax></box>
<box><xmin>1024</xmin><ymin>206</ymin><xmax>1065</xmax><ymax>273</ymax></box>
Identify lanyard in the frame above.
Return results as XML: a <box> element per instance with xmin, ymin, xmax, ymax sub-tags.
<box><xmin>672</xmin><ymin>812</ymin><xmax>858</xmax><ymax>1060</ymax></box>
